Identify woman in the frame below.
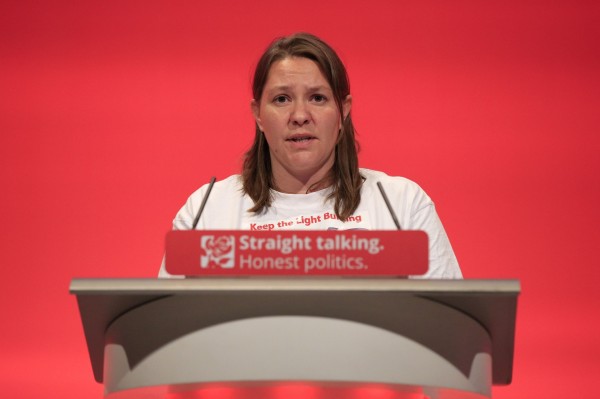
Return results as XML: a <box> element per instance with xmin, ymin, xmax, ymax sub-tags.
<box><xmin>159</xmin><ymin>33</ymin><xmax>462</xmax><ymax>279</ymax></box>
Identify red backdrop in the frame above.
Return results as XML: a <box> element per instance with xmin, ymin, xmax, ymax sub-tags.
<box><xmin>1</xmin><ymin>1</ymin><xmax>599</xmax><ymax>398</ymax></box>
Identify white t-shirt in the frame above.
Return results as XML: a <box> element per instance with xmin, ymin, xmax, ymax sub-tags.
<box><xmin>159</xmin><ymin>169</ymin><xmax>462</xmax><ymax>279</ymax></box>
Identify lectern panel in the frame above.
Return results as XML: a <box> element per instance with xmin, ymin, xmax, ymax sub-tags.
<box><xmin>70</xmin><ymin>278</ymin><xmax>520</xmax><ymax>398</ymax></box>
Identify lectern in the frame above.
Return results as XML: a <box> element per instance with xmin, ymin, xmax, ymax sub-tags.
<box><xmin>70</xmin><ymin>278</ymin><xmax>519</xmax><ymax>398</ymax></box>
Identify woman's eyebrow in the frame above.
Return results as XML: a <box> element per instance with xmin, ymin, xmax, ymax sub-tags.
<box><xmin>306</xmin><ymin>85</ymin><xmax>330</xmax><ymax>92</ymax></box>
<box><xmin>267</xmin><ymin>84</ymin><xmax>331</xmax><ymax>93</ymax></box>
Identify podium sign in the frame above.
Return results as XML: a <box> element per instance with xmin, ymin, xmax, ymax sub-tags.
<box><xmin>165</xmin><ymin>230</ymin><xmax>428</xmax><ymax>277</ymax></box>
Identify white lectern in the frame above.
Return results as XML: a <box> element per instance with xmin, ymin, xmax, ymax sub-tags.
<box><xmin>70</xmin><ymin>278</ymin><xmax>519</xmax><ymax>398</ymax></box>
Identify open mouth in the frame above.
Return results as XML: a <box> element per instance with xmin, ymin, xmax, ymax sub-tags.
<box><xmin>287</xmin><ymin>135</ymin><xmax>315</xmax><ymax>142</ymax></box>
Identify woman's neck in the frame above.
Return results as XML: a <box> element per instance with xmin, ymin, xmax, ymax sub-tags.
<box><xmin>272</xmin><ymin>169</ymin><xmax>334</xmax><ymax>194</ymax></box>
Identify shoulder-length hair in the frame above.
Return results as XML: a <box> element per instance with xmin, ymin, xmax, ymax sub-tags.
<box><xmin>242</xmin><ymin>32</ymin><xmax>363</xmax><ymax>221</ymax></box>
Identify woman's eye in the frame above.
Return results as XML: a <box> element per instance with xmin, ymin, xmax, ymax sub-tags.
<box><xmin>312</xmin><ymin>94</ymin><xmax>327</xmax><ymax>103</ymax></box>
<box><xmin>273</xmin><ymin>95</ymin><xmax>289</xmax><ymax>104</ymax></box>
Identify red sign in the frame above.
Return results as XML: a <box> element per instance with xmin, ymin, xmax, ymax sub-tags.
<box><xmin>165</xmin><ymin>230</ymin><xmax>428</xmax><ymax>277</ymax></box>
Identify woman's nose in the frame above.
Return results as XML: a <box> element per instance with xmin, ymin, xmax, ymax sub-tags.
<box><xmin>290</xmin><ymin>102</ymin><xmax>310</xmax><ymax>126</ymax></box>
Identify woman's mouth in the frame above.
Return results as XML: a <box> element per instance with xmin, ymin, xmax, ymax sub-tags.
<box><xmin>287</xmin><ymin>134</ymin><xmax>315</xmax><ymax>142</ymax></box>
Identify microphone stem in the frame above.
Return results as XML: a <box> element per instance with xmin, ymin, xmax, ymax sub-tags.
<box><xmin>377</xmin><ymin>181</ymin><xmax>402</xmax><ymax>230</ymax></box>
<box><xmin>192</xmin><ymin>176</ymin><xmax>216</xmax><ymax>229</ymax></box>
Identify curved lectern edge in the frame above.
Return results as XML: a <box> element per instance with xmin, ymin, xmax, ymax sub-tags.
<box><xmin>70</xmin><ymin>278</ymin><xmax>520</xmax><ymax>387</ymax></box>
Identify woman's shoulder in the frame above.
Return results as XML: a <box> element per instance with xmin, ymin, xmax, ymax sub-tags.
<box><xmin>188</xmin><ymin>174</ymin><xmax>243</xmax><ymax>198</ymax></box>
<box><xmin>359</xmin><ymin>168</ymin><xmax>422</xmax><ymax>191</ymax></box>
<box><xmin>174</xmin><ymin>175</ymin><xmax>245</xmax><ymax>225</ymax></box>
<box><xmin>179</xmin><ymin>175</ymin><xmax>244</xmax><ymax>214</ymax></box>
<box><xmin>359</xmin><ymin>168</ymin><xmax>433</xmax><ymax>207</ymax></box>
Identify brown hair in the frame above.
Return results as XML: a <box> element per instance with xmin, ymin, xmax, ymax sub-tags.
<box><xmin>242</xmin><ymin>32</ymin><xmax>363</xmax><ymax>221</ymax></box>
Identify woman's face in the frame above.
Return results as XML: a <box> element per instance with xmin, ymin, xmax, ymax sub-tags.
<box><xmin>252</xmin><ymin>56</ymin><xmax>351</xmax><ymax>192</ymax></box>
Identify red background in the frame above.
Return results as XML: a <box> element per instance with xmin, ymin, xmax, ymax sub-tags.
<box><xmin>1</xmin><ymin>1</ymin><xmax>599</xmax><ymax>398</ymax></box>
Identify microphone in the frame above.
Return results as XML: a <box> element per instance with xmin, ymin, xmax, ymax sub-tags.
<box><xmin>377</xmin><ymin>181</ymin><xmax>402</xmax><ymax>230</ymax></box>
<box><xmin>191</xmin><ymin>176</ymin><xmax>216</xmax><ymax>229</ymax></box>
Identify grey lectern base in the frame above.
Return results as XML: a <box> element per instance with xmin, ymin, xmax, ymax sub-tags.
<box><xmin>70</xmin><ymin>279</ymin><xmax>519</xmax><ymax>398</ymax></box>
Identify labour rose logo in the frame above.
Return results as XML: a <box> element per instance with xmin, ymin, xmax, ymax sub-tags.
<box><xmin>200</xmin><ymin>235</ymin><xmax>235</xmax><ymax>268</ymax></box>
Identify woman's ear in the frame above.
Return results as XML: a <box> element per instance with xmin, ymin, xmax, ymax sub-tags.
<box><xmin>342</xmin><ymin>95</ymin><xmax>352</xmax><ymax>120</ymax></box>
<box><xmin>251</xmin><ymin>99</ymin><xmax>263</xmax><ymax>131</ymax></box>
